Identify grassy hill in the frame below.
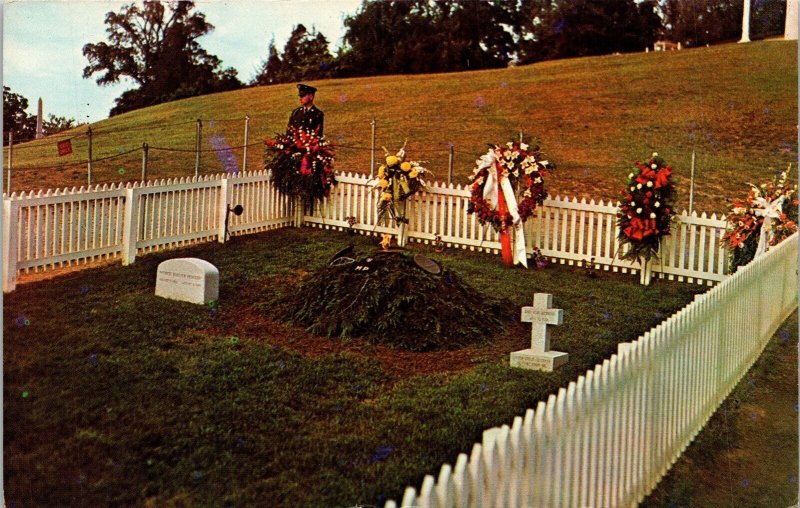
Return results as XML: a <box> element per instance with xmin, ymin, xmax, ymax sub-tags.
<box><xmin>7</xmin><ymin>40</ymin><xmax>797</xmax><ymax>213</ymax></box>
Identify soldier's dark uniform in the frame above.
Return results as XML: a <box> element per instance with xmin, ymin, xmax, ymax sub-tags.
<box><xmin>288</xmin><ymin>104</ymin><xmax>324</xmax><ymax>136</ymax></box>
<box><xmin>288</xmin><ymin>84</ymin><xmax>324</xmax><ymax>136</ymax></box>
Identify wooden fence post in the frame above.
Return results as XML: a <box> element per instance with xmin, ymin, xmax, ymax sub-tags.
<box><xmin>218</xmin><ymin>177</ymin><xmax>229</xmax><ymax>243</ymax></box>
<box><xmin>195</xmin><ymin>119</ymin><xmax>202</xmax><ymax>177</ymax></box>
<box><xmin>689</xmin><ymin>150</ymin><xmax>696</xmax><ymax>214</ymax></box>
<box><xmin>370</xmin><ymin>118</ymin><xmax>376</xmax><ymax>177</ymax></box>
<box><xmin>87</xmin><ymin>127</ymin><xmax>93</xmax><ymax>186</ymax></box>
<box><xmin>294</xmin><ymin>197</ymin><xmax>304</xmax><ymax>227</ymax></box>
<box><xmin>122</xmin><ymin>187</ymin><xmax>139</xmax><ymax>265</ymax></box>
<box><xmin>448</xmin><ymin>144</ymin><xmax>454</xmax><ymax>184</ymax></box>
<box><xmin>243</xmin><ymin>115</ymin><xmax>250</xmax><ymax>173</ymax></box>
<box><xmin>141</xmin><ymin>143</ymin><xmax>149</xmax><ymax>181</ymax></box>
<box><xmin>3</xmin><ymin>197</ymin><xmax>19</xmax><ymax>292</ymax></box>
<box><xmin>7</xmin><ymin>131</ymin><xmax>13</xmax><ymax>193</ymax></box>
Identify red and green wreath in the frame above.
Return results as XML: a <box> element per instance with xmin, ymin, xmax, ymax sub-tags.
<box><xmin>264</xmin><ymin>127</ymin><xmax>336</xmax><ymax>213</ymax></box>
<box><xmin>616</xmin><ymin>152</ymin><xmax>675</xmax><ymax>263</ymax></box>
<box><xmin>466</xmin><ymin>141</ymin><xmax>552</xmax><ymax>231</ymax></box>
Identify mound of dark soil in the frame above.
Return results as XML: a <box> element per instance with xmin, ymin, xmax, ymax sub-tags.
<box><xmin>271</xmin><ymin>251</ymin><xmax>511</xmax><ymax>351</ymax></box>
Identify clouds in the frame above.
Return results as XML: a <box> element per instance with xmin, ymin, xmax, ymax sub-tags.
<box><xmin>4</xmin><ymin>1</ymin><xmax>131</xmax><ymax>121</ymax></box>
<box><xmin>4</xmin><ymin>0</ymin><xmax>361</xmax><ymax>122</ymax></box>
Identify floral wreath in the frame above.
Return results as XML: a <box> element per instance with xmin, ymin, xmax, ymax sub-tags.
<box><xmin>373</xmin><ymin>142</ymin><xmax>429</xmax><ymax>224</ymax></box>
<box><xmin>616</xmin><ymin>152</ymin><xmax>674</xmax><ymax>263</ymax></box>
<box><xmin>466</xmin><ymin>140</ymin><xmax>551</xmax><ymax>232</ymax></box>
<box><xmin>264</xmin><ymin>127</ymin><xmax>336</xmax><ymax>212</ymax></box>
<box><xmin>722</xmin><ymin>168</ymin><xmax>798</xmax><ymax>271</ymax></box>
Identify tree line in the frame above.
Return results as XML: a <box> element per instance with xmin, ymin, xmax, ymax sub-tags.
<box><xmin>4</xmin><ymin>0</ymin><xmax>788</xmax><ymax>143</ymax></box>
<box><xmin>255</xmin><ymin>0</ymin><xmax>786</xmax><ymax>80</ymax></box>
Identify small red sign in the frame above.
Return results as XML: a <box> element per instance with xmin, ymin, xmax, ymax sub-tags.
<box><xmin>57</xmin><ymin>139</ymin><xmax>73</xmax><ymax>156</ymax></box>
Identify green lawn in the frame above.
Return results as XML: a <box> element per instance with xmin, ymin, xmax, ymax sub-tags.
<box><xmin>4</xmin><ymin>228</ymin><xmax>705</xmax><ymax>507</ymax></box>
<box><xmin>9</xmin><ymin>40</ymin><xmax>797</xmax><ymax>213</ymax></box>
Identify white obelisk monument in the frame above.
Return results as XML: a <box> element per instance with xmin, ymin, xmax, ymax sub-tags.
<box><xmin>35</xmin><ymin>98</ymin><xmax>44</xmax><ymax>139</ymax></box>
<box><xmin>740</xmin><ymin>0</ymin><xmax>752</xmax><ymax>43</ymax></box>
<box><xmin>786</xmin><ymin>0</ymin><xmax>798</xmax><ymax>40</ymax></box>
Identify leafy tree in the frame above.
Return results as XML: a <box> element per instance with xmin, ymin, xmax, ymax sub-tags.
<box><xmin>252</xmin><ymin>39</ymin><xmax>283</xmax><ymax>86</ymax></box>
<box><xmin>518</xmin><ymin>0</ymin><xmax>662</xmax><ymax>63</ymax></box>
<box><xmin>279</xmin><ymin>24</ymin><xmax>334</xmax><ymax>81</ymax></box>
<box><xmin>43</xmin><ymin>114</ymin><xmax>81</xmax><ymax>135</ymax></box>
<box><xmin>663</xmin><ymin>0</ymin><xmax>743</xmax><ymax>47</ymax></box>
<box><xmin>252</xmin><ymin>25</ymin><xmax>334</xmax><ymax>85</ymax></box>
<box><xmin>751</xmin><ymin>0</ymin><xmax>787</xmax><ymax>39</ymax></box>
<box><xmin>337</xmin><ymin>1</ymin><xmax>418</xmax><ymax>76</ymax></box>
<box><xmin>637</xmin><ymin>0</ymin><xmax>666</xmax><ymax>46</ymax></box>
<box><xmin>82</xmin><ymin>1</ymin><xmax>242</xmax><ymax>116</ymax></box>
<box><xmin>337</xmin><ymin>0</ymin><xmax>514</xmax><ymax>77</ymax></box>
<box><xmin>2</xmin><ymin>86</ymin><xmax>36</xmax><ymax>144</ymax></box>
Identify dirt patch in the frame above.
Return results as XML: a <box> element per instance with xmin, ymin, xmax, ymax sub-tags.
<box><xmin>205</xmin><ymin>277</ymin><xmax>527</xmax><ymax>383</ymax></box>
<box><xmin>15</xmin><ymin>259</ymin><xmax>118</xmax><ymax>285</ymax></box>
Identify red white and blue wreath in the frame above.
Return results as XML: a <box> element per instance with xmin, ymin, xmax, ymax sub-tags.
<box><xmin>467</xmin><ymin>141</ymin><xmax>552</xmax><ymax>267</ymax></box>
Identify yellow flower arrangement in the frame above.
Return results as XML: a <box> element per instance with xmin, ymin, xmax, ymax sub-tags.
<box><xmin>374</xmin><ymin>141</ymin><xmax>430</xmax><ymax>227</ymax></box>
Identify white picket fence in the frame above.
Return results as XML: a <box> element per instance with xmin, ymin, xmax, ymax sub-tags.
<box><xmin>386</xmin><ymin>231</ymin><xmax>798</xmax><ymax>508</ymax></box>
<box><xmin>2</xmin><ymin>170</ymin><xmax>792</xmax><ymax>507</ymax></box>
<box><xmin>3</xmin><ymin>170</ymin><xmax>726</xmax><ymax>291</ymax></box>
<box><xmin>2</xmin><ymin>173</ymin><xmax>294</xmax><ymax>291</ymax></box>
<box><xmin>307</xmin><ymin>172</ymin><xmax>728</xmax><ymax>283</ymax></box>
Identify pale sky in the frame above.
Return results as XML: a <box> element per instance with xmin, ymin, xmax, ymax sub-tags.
<box><xmin>2</xmin><ymin>0</ymin><xmax>363</xmax><ymax>123</ymax></box>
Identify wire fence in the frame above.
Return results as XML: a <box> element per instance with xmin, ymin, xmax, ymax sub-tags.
<box><xmin>2</xmin><ymin>113</ymin><xmax>515</xmax><ymax>196</ymax></box>
<box><xmin>4</xmin><ymin>107</ymin><xmax>786</xmax><ymax>214</ymax></box>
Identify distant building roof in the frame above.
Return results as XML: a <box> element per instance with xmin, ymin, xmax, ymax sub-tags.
<box><xmin>654</xmin><ymin>41</ymin><xmax>680</xmax><ymax>51</ymax></box>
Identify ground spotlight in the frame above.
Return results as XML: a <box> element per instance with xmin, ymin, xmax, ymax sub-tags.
<box><xmin>224</xmin><ymin>204</ymin><xmax>244</xmax><ymax>240</ymax></box>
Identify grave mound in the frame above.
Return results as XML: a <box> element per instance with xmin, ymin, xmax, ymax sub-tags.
<box><xmin>272</xmin><ymin>250</ymin><xmax>511</xmax><ymax>351</ymax></box>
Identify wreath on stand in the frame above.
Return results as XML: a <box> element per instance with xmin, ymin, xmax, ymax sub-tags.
<box><xmin>466</xmin><ymin>140</ymin><xmax>552</xmax><ymax>266</ymax></box>
<box><xmin>722</xmin><ymin>168</ymin><xmax>797</xmax><ymax>271</ymax></box>
<box><xmin>264</xmin><ymin>127</ymin><xmax>336</xmax><ymax>213</ymax></box>
<box><xmin>616</xmin><ymin>152</ymin><xmax>675</xmax><ymax>267</ymax></box>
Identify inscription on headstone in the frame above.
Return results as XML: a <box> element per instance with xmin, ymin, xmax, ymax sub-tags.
<box><xmin>155</xmin><ymin>258</ymin><xmax>219</xmax><ymax>305</ymax></box>
<box><xmin>510</xmin><ymin>293</ymin><xmax>569</xmax><ymax>372</ymax></box>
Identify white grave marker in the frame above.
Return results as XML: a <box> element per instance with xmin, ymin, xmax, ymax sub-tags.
<box><xmin>155</xmin><ymin>258</ymin><xmax>219</xmax><ymax>305</ymax></box>
<box><xmin>510</xmin><ymin>293</ymin><xmax>568</xmax><ymax>371</ymax></box>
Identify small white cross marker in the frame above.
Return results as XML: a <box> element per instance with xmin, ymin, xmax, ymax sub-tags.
<box><xmin>521</xmin><ymin>293</ymin><xmax>564</xmax><ymax>353</ymax></box>
<box><xmin>511</xmin><ymin>293</ymin><xmax>568</xmax><ymax>371</ymax></box>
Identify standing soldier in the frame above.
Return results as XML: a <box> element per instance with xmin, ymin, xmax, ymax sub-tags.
<box><xmin>288</xmin><ymin>83</ymin><xmax>324</xmax><ymax>136</ymax></box>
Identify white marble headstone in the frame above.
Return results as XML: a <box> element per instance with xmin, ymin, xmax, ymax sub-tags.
<box><xmin>155</xmin><ymin>258</ymin><xmax>219</xmax><ymax>305</ymax></box>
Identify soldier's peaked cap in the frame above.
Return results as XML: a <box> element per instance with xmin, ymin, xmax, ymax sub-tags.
<box><xmin>297</xmin><ymin>83</ymin><xmax>317</xmax><ymax>96</ymax></box>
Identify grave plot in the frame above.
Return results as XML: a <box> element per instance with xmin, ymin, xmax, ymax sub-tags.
<box><xmin>270</xmin><ymin>250</ymin><xmax>511</xmax><ymax>351</ymax></box>
<box><xmin>4</xmin><ymin>228</ymin><xmax>706</xmax><ymax>507</ymax></box>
